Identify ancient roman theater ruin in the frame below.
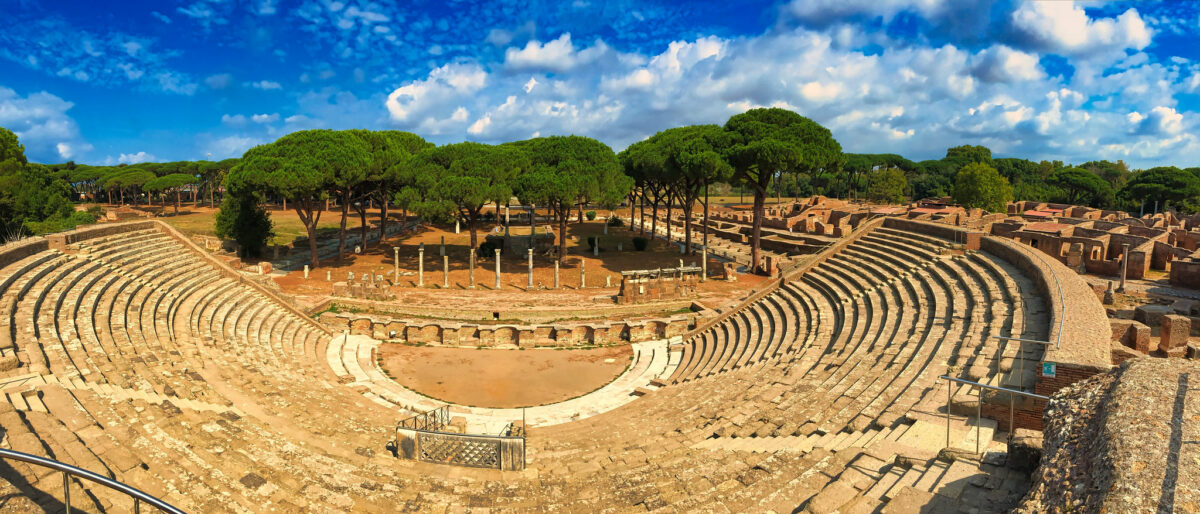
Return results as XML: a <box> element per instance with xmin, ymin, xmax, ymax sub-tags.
<box><xmin>0</xmin><ymin>198</ymin><xmax>1193</xmax><ymax>513</ymax></box>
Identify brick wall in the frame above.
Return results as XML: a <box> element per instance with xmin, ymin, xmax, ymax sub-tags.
<box><xmin>1035</xmin><ymin>363</ymin><xmax>1103</xmax><ymax>398</ymax></box>
<box><xmin>982</xmin><ymin>402</ymin><xmax>1045</xmax><ymax>432</ymax></box>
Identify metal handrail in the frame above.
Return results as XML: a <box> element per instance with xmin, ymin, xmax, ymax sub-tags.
<box><xmin>1011</xmin><ymin>241</ymin><xmax>1067</xmax><ymax>349</ymax></box>
<box><xmin>0</xmin><ymin>448</ymin><xmax>185</xmax><ymax>514</ymax></box>
<box><xmin>396</xmin><ymin>405</ymin><xmax>450</xmax><ymax>432</ymax></box>
<box><xmin>938</xmin><ymin>375</ymin><xmax>1049</xmax><ymax>457</ymax></box>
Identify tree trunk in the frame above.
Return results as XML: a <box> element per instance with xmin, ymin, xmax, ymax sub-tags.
<box><xmin>650</xmin><ymin>199</ymin><xmax>658</xmax><ymax>241</ymax></box>
<box><xmin>337</xmin><ymin>191</ymin><xmax>350</xmax><ymax>263</ymax></box>
<box><xmin>174</xmin><ymin>189</ymin><xmax>180</xmax><ymax>215</ymax></box>
<box><xmin>378</xmin><ymin>193</ymin><xmax>389</xmax><ymax>243</ymax></box>
<box><xmin>209</xmin><ymin>179</ymin><xmax>215</xmax><ymax>207</ymax></box>
<box><xmin>305</xmin><ymin>217</ymin><xmax>320</xmax><ymax>269</ymax></box>
<box><xmin>578</xmin><ymin>203</ymin><xmax>584</xmax><ymax>224</ymax></box>
<box><xmin>357</xmin><ymin>204</ymin><xmax>369</xmax><ymax>251</ymax></box>
<box><xmin>703</xmin><ymin>183</ymin><xmax>709</xmax><ymax>250</ymax></box>
<box><xmin>557</xmin><ymin>208</ymin><xmax>568</xmax><ymax>263</ymax></box>
<box><xmin>665</xmin><ymin>192</ymin><xmax>673</xmax><ymax>243</ymax></box>
<box><xmin>683</xmin><ymin>200</ymin><xmax>694</xmax><ymax>255</ymax></box>
<box><xmin>750</xmin><ymin>176</ymin><xmax>769</xmax><ymax>274</ymax></box>
<box><xmin>468</xmin><ymin>213</ymin><xmax>478</xmax><ymax>251</ymax></box>
<box><xmin>639</xmin><ymin>192</ymin><xmax>645</xmax><ymax>235</ymax></box>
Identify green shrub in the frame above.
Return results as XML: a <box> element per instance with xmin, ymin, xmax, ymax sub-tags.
<box><xmin>586</xmin><ymin>236</ymin><xmax>600</xmax><ymax>250</ymax></box>
<box><xmin>585</xmin><ymin>210</ymin><xmax>597</xmax><ymax>220</ymax></box>
<box><xmin>22</xmin><ymin>210</ymin><xmax>98</xmax><ymax>235</ymax></box>
<box><xmin>70</xmin><ymin>211</ymin><xmax>96</xmax><ymax>225</ymax></box>
<box><xmin>86</xmin><ymin>205</ymin><xmax>104</xmax><ymax>217</ymax></box>
<box><xmin>632</xmin><ymin>237</ymin><xmax>649</xmax><ymax>251</ymax></box>
<box><xmin>606</xmin><ymin>216</ymin><xmax>624</xmax><ymax>227</ymax></box>
<box><xmin>215</xmin><ymin>192</ymin><xmax>273</xmax><ymax>258</ymax></box>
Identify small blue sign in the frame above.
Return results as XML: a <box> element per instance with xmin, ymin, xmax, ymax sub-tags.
<box><xmin>1042</xmin><ymin>361</ymin><xmax>1056</xmax><ymax>378</ymax></box>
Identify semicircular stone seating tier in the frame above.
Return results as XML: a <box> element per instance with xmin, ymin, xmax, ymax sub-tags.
<box><xmin>0</xmin><ymin>223</ymin><xmax>1050</xmax><ymax>512</ymax></box>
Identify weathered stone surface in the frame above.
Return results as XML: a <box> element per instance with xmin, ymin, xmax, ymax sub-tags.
<box><xmin>1007</xmin><ymin>429</ymin><xmax>1042</xmax><ymax>472</ymax></box>
<box><xmin>1133</xmin><ymin>304</ymin><xmax>1171</xmax><ymax>329</ymax></box>
<box><xmin>1160</xmin><ymin>314</ymin><xmax>1191</xmax><ymax>351</ymax></box>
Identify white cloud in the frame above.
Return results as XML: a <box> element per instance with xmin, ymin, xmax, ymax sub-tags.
<box><xmin>800</xmin><ymin>81</ymin><xmax>844</xmax><ymax>101</ymax></box>
<box><xmin>467</xmin><ymin>114</ymin><xmax>492</xmax><ymax>135</ymax></box>
<box><xmin>250</xmin><ymin>80</ymin><xmax>282</xmax><ymax>90</ymax></box>
<box><xmin>203</xmin><ymin>135</ymin><xmax>263</xmax><ymax>159</ymax></box>
<box><xmin>118</xmin><ymin>151</ymin><xmax>155</xmax><ymax>164</ymax></box>
<box><xmin>785</xmin><ymin>0</ymin><xmax>948</xmax><ymax>24</ymax></box>
<box><xmin>385</xmin><ymin>63</ymin><xmax>487</xmax><ymax>129</ymax></box>
<box><xmin>221</xmin><ymin>114</ymin><xmax>248</xmax><ymax>126</ymax></box>
<box><xmin>251</xmin><ymin>113</ymin><xmax>280</xmax><ymax>123</ymax></box>
<box><xmin>971</xmin><ymin>45</ymin><xmax>1045</xmax><ymax>83</ymax></box>
<box><xmin>205</xmin><ymin>73</ymin><xmax>233</xmax><ymax>90</ymax></box>
<box><xmin>0</xmin><ymin>86</ymin><xmax>92</xmax><ymax>162</ymax></box>
<box><xmin>523</xmin><ymin>77</ymin><xmax>538</xmax><ymax>93</ymax></box>
<box><xmin>505</xmin><ymin>33</ymin><xmax>582</xmax><ymax>72</ymax></box>
<box><xmin>1011</xmin><ymin>2</ymin><xmax>1152</xmax><ymax>58</ymax></box>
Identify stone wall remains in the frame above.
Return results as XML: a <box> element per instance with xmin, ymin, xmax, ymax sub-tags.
<box><xmin>322</xmin><ymin>312</ymin><xmax>691</xmax><ymax>347</ymax></box>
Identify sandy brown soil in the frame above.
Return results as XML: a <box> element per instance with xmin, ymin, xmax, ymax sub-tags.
<box><xmin>376</xmin><ymin>344</ymin><xmax>633</xmax><ymax>408</ymax></box>
<box><xmin>274</xmin><ymin>219</ymin><xmax>766</xmax><ymax>312</ymax></box>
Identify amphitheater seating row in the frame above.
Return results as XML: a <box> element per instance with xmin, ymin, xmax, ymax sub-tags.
<box><xmin>0</xmin><ymin>223</ymin><xmax>1047</xmax><ymax>511</ymax></box>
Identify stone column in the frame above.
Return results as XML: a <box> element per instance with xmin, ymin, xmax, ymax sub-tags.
<box><xmin>443</xmin><ymin>255</ymin><xmax>449</xmax><ymax>288</ymax></box>
<box><xmin>580</xmin><ymin>260</ymin><xmax>586</xmax><ymax>288</ymax></box>
<box><xmin>468</xmin><ymin>248</ymin><xmax>476</xmax><ymax>288</ymax></box>
<box><xmin>593</xmin><ymin>237</ymin><xmax>599</xmax><ymax>256</ymax></box>
<box><xmin>393</xmin><ymin>246</ymin><xmax>400</xmax><ymax>285</ymax></box>
<box><xmin>440</xmin><ymin>236</ymin><xmax>446</xmax><ymax>257</ymax></box>
<box><xmin>494</xmin><ymin>248</ymin><xmax>502</xmax><ymax>289</ymax></box>
<box><xmin>530</xmin><ymin>204</ymin><xmax>536</xmax><ymax>233</ymax></box>
<box><xmin>326</xmin><ymin>270</ymin><xmax>331</xmax><ymax>281</ymax></box>
<box><xmin>527</xmin><ymin>249</ymin><xmax>534</xmax><ymax>289</ymax></box>
<box><xmin>1118</xmin><ymin>243</ymin><xmax>1129</xmax><ymax>292</ymax></box>
<box><xmin>701</xmin><ymin>246</ymin><xmax>708</xmax><ymax>282</ymax></box>
<box><xmin>417</xmin><ymin>243</ymin><xmax>425</xmax><ymax>287</ymax></box>
<box><xmin>455</xmin><ymin>218</ymin><xmax>460</xmax><ymax>234</ymax></box>
<box><xmin>303</xmin><ymin>265</ymin><xmax>309</xmax><ymax>279</ymax></box>
<box><xmin>554</xmin><ymin>260</ymin><xmax>560</xmax><ymax>289</ymax></box>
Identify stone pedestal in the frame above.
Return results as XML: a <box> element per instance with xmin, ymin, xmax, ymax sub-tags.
<box><xmin>303</xmin><ymin>265</ymin><xmax>309</xmax><ymax>278</ymax></box>
<box><xmin>1161</xmin><ymin>315</ymin><xmax>1192</xmax><ymax>353</ymax></box>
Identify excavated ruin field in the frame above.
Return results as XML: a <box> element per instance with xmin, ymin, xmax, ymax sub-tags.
<box><xmin>274</xmin><ymin>220</ymin><xmax>766</xmax><ymax>314</ymax></box>
<box><xmin>376</xmin><ymin>344</ymin><xmax>633</xmax><ymax>408</ymax></box>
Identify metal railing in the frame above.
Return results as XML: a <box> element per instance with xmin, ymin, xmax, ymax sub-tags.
<box><xmin>987</xmin><ymin>335</ymin><xmax>1057</xmax><ymax>393</ymax></box>
<box><xmin>396</xmin><ymin>405</ymin><xmax>450</xmax><ymax>432</ymax></box>
<box><xmin>0</xmin><ymin>448</ymin><xmax>185</xmax><ymax>514</ymax></box>
<box><xmin>938</xmin><ymin>376</ymin><xmax>1049</xmax><ymax>456</ymax></box>
<box><xmin>1006</xmin><ymin>240</ymin><xmax>1067</xmax><ymax>349</ymax></box>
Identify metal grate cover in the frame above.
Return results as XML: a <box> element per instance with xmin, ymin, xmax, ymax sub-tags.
<box><xmin>418</xmin><ymin>432</ymin><xmax>501</xmax><ymax>469</ymax></box>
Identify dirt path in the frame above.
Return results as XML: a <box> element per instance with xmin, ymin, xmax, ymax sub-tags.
<box><xmin>376</xmin><ymin>345</ymin><xmax>633</xmax><ymax>408</ymax></box>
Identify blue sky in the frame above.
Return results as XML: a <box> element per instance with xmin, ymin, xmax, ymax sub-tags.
<box><xmin>1</xmin><ymin>0</ymin><xmax>1198</xmax><ymax>169</ymax></box>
